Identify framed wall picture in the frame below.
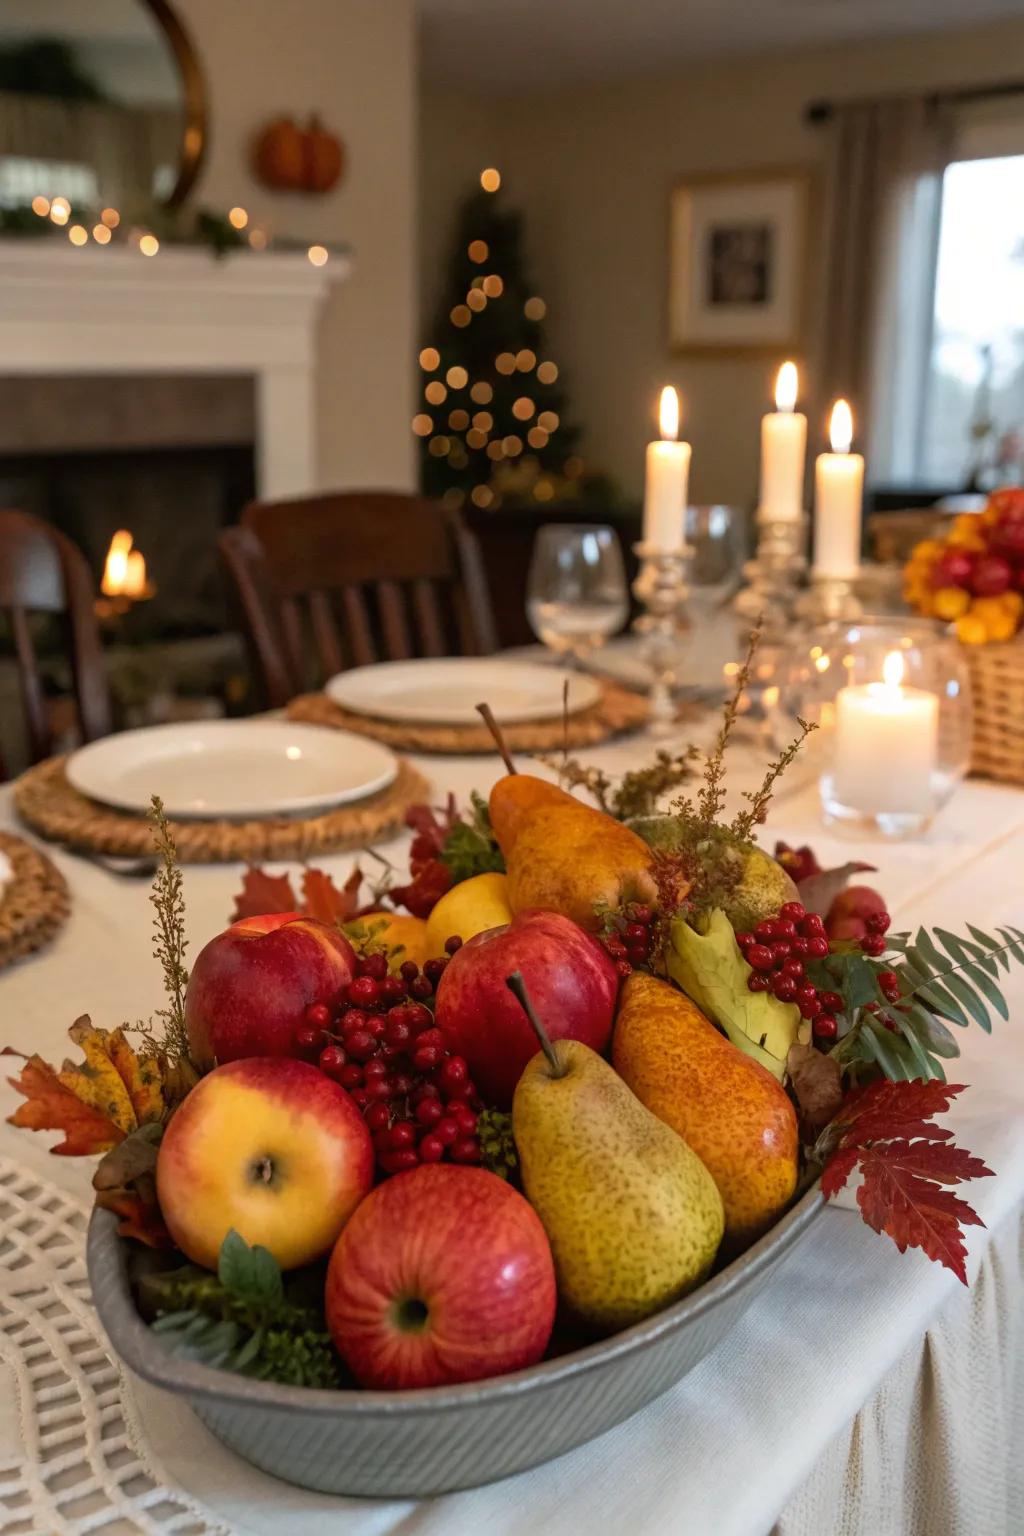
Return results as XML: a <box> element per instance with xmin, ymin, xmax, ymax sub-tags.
<box><xmin>669</xmin><ymin>167</ymin><xmax>813</xmax><ymax>353</ymax></box>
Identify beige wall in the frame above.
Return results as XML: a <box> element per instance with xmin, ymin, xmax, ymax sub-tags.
<box><xmin>177</xmin><ymin>0</ymin><xmax>417</xmax><ymax>490</ymax></box>
<box><xmin>421</xmin><ymin>16</ymin><xmax>1024</xmax><ymax>506</ymax></box>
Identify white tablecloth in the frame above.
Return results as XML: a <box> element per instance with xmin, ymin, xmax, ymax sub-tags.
<box><xmin>2</xmin><ymin>731</ymin><xmax>1024</xmax><ymax>1536</ymax></box>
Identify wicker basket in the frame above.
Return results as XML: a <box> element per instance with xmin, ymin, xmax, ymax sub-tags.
<box><xmin>966</xmin><ymin>640</ymin><xmax>1024</xmax><ymax>786</ymax></box>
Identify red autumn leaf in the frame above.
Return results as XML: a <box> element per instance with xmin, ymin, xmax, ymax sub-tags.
<box><xmin>4</xmin><ymin>1049</ymin><xmax>126</xmax><ymax>1156</ymax></box>
<box><xmin>405</xmin><ymin>796</ymin><xmax>460</xmax><ymax>869</ymax></box>
<box><xmin>390</xmin><ymin>857</ymin><xmax>453</xmax><ymax>918</ymax></box>
<box><xmin>231</xmin><ymin>867</ymin><xmax>297</xmax><ymax>921</ymax></box>
<box><xmin>820</xmin><ymin>1078</ymin><xmax>993</xmax><ymax>1285</ymax></box>
<box><xmin>301</xmin><ymin>866</ymin><xmax>363</xmax><ymax>925</ymax></box>
<box><xmin>831</xmin><ymin>1078</ymin><xmax>963</xmax><ymax>1147</ymax></box>
<box><xmin>93</xmin><ymin>1187</ymin><xmax>174</xmax><ymax>1249</ymax></box>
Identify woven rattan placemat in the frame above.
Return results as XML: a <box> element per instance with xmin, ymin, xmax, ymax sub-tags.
<box><xmin>0</xmin><ymin>830</ymin><xmax>71</xmax><ymax>969</ymax></box>
<box><xmin>286</xmin><ymin>679</ymin><xmax>649</xmax><ymax>754</ymax></box>
<box><xmin>14</xmin><ymin>756</ymin><xmax>430</xmax><ymax>865</ymax></box>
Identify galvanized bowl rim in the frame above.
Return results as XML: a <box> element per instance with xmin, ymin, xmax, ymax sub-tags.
<box><xmin>87</xmin><ymin>1180</ymin><xmax>824</xmax><ymax>1416</ymax></box>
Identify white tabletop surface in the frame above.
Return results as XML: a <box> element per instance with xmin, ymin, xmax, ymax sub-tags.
<box><xmin>2</xmin><ymin>712</ymin><xmax>1024</xmax><ymax>1536</ymax></box>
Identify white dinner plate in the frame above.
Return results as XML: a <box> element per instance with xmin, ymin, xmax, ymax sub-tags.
<box><xmin>66</xmin><ymin>721</ymin><xmax>398</xmax><ymax>820</ymax></box>
<box><xmin>325</xmin><ymin>658</ymin><xmax>601</xmax><ymax>726</ymax></box>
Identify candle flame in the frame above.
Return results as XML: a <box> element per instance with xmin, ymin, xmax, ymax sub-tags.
<box><xmin>101</xmin><ymin>529</ymin><xmax>148</xmax><ymax>599</ymax></box>
<box><xmin>830</xmin><ymin>398</ymin><xmax>854</xmax><ymax>454</ymax></box>
<box><xmin>882</xmin><ymin>650</ymin><xmax>904</xmax><ymax>689</ymax></box>
<box><xmin>775</xmin><ymin>361</ymin><xmax>798</xmax><ymax>412</ymax></box>
<box><xmin>658</xmin><ymin>385</ymin><xmax>680</xmax><ymax>442</ymax></box>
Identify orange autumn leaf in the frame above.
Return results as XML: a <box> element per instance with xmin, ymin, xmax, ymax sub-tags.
<box><xmin>231</xmin><ymin>867</ymin><xmax>298</xmax><ymax>921</ymax></box>
<box><xmin>4</xmin><ymin>1050</ymin><xmax>126</xmax><ymax>1156</ymax></box>
<box><xmin>93</xmin><ymin>1187</ymin><xmax>173</xmax><ymax>1249</ymax></box>
<box><xmin>4</xmin><ymin>1018</ymin><xmax>166</xmax><ymax>1158</ymax></box>
<box><xmin>301</xmin><ymin>865</ymin><xmax>363</xmax><ymax>926</ymax></box>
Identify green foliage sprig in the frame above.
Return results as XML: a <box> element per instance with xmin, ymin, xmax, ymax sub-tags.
<box><xmin>141</xmin><ymin>1230</ymin><xmax>341</xmax><ymax>1389</ymax></box>
<box><xmin>477</xmin><ymin>1108</ymin><xmax>519</xmax><ymax>1180</ymax></box>
<box><xmin>806</xmin><ymin>924</ymin><xmax>1024</xmax><ymax>1085</ymax></box>
<box><xmin>440</xmin><ymin>791</ymin><xmax>505</xmax><ymax>881</ymax></box>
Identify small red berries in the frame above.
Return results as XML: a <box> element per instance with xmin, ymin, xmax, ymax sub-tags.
<box><xmin>444</xmin><ymin>935</ymin><xmax>464</xmax><ymax>955</ymax></box>
<box><xmin>746</xmin><ymin>943</ymin><xmax>775</xmax><ymax>971</ymax></box>
<box><xmin>812</xmin><ymin>1014</ymin><xmax>838</xmax><ymax>1042</ymax></box>
<box><xmin>861</xmin><ymin>934</ymin><xmax>888</xmax><ymax>958</ymax></box>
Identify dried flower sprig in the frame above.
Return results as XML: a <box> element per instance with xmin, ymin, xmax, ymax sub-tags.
<box><xmin>133</xmin><ymin>796</ymin><xmax>190</xmax><ymax>1066</ymax></box>
<box><xmin>730</xmin><ymin>716</ymin><xmax>817</xmax><ymax>843</ymax></box>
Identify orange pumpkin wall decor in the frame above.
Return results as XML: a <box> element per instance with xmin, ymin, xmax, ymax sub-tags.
<box><xmin>253</xmin><ymin>115</ymin><xmax>346</xmax><ymax>194</ymax></box>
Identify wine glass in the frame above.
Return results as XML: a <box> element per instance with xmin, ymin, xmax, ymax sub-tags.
<box><xmin>526</xmin><ymin>524</ymin><xmax>629</xmax><ymax>666</ymax></box>
<box><xmin>684</xmin><ymin>505</ymin><xmax>744</xmax><ymax>622</ymax></box>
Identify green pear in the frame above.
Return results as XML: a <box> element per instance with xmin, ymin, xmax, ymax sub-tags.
<box><xmin>508</xmin><ymin>974</ymin><xmax>724</xmax><ymax>1334</ymax></box>
<box><xmin>630</xmin><ymin>817</ymin><xmax>798</xmax><ymax>934</ymax></box>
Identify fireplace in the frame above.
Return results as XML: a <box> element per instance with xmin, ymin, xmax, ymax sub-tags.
<box><xmin>0</xmin><ymin>372</ymin><xmax>257</xmax><ymax>640</ymax></box>
<box><xmin>0</xmin><ymin>241</ymin><xmax>344</xmax><ymax>769</ymax></box>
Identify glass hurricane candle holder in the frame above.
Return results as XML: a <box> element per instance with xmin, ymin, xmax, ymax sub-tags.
<box><xmin>782</xmin><ymin>618</ymin><xmax>972</xmax><ymax>839</ymax></box>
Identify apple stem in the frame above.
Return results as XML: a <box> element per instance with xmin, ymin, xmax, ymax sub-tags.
<box><xmin>476</xmin><ymin>703</ymin><xmax>517</xmax><ymax>775</ymax></box>
<box><xmin>505</xmin><ymin>972</ymin><xmax>567</xmax><ymax>1078</ymax></box>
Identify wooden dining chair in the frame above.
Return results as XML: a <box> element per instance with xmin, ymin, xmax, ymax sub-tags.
<box><xmin>219</xmin><ymin>492</ymin><xmax>498</xmax><ymax>708</ymax></box>
<box><xmin>0</xmin><ymin>509</ymin><xmax>112</xmax><ymax>776</ymax></box>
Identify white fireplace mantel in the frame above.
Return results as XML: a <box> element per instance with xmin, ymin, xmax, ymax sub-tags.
<box><xmin>0</xmin><ymin>242</ymin><xmax>349</xmax><ymax>496</ymax></box>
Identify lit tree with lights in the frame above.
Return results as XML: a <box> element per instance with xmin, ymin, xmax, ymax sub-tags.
<box><xmin>416</xmin><ymin>170</ymin><xmax>586</xmax><ymax>512</ymax></box>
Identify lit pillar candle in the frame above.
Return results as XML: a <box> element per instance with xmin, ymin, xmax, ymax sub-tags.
<box><xmin>759</xmin><ymin>361</ymin><xmax>806</xmax><ymax>521</ymax></box>
<box><xmin>642</xmin><ymin>385</ymin><xmax>691</xmax><ymax>551</ymax></box>
<box><xmin>813</xmin><ymin>399</ymin><xmax>864</xmax><ymax>578</ymax></box>
<box><xmin>833</xmin><ymin>651</ymin><xmax>938</xmax><ymax>814</ymax></box>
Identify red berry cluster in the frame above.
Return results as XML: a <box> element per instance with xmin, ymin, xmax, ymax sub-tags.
<box><xmin>293</xmin><ymin>938</ymin><xmax>480</xmax><ymax>1176</ymax></box>
<box><xmin>858</xmin><ymin>909</ymin><xmax>892</xmax><ymax>957</ymax></box>
<box><xmin>736</xmin><ymin>901</ymin><xmax>892</xmax><ymax>1044</ymax></box>
<box><xmin>599</xmin><ymin>903</ymin><xmax>656</xmax><ymax>978</ymax></box>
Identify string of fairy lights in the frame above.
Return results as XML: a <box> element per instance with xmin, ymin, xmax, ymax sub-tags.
<box><xmin>415</xmin><ymin>167</ymin><xmax>582</xmax><ymax>512</ymax></box>
<box><xmin>24</xmin><ymin>192</ymin><xmax>330</xmax><ymax>266</ymax></box>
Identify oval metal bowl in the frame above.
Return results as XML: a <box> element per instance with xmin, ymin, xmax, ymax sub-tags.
<box><xmin>87</xmin><ymin>1184</ymin><xmax>823</xmax><ymax>1498</ymax></box>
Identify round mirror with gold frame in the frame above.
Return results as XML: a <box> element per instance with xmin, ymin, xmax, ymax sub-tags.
<box><xmin>0</xmin><ymin>0</ymin><xmax>206</xmax><ymax>214</ymax></box>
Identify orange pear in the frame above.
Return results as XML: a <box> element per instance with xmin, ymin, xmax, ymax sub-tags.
<box><xmin>612</xmin><ymin>972</ymin><xmax>798</xmax><ymax>1250</ymax></box>
<box><xmin>489</xmin><ymin>773</ymin><xmax>658</xmax><ymax>932</ymax></box>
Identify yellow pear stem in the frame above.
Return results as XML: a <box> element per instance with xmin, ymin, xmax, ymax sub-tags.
<box><xmin>476</xmin><ymin>702</ymin><xmax>517</xmax><ymax>775</ymax></box>
<box><xmin>506</xmin><ymin>971</ymin><xmax>568</xmax><ymax>1078</ymax></box>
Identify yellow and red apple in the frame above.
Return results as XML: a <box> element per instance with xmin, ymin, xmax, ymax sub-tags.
<box><xmin>185</xmin><ymin>913</ymin><xmax>356</xmax><ymax>1067</ymax></box>
<box><xmin>325</xmin><ymin>1164</ymin><xmax>556</xmax><ymax>1389</ymax></box>
<box><xmin>156</xmin><ymin>1057</ymin><xmax>373</xmax><ymax>1271</ymax></box>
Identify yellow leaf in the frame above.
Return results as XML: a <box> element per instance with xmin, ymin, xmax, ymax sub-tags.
<box><xmin>59</xmin><ymin>1018</ymin><xmax>137</xmax><ymax>1136</ymax></box>
<box><xmin>108</xmin><ymin>1028</ymin><xmax>164</xmax><ymax>1126</ymax></box>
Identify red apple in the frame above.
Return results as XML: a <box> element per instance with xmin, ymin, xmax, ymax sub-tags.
<box><xmin>185</xmin><ymin>913</ymin><xmax>356</xmax><ymax>1067</ymax></box>
<box><xmin>156</xmin><ymin>1057</ymin><xmax>373</xmax><ymax>1271</ymax></box>
<box><xmin>325</xmin><ymin>1164</ymin><xmax>556</xmax><ymax>1389</ymax></box>
<box><xmin>992</xmin><ymin>488</ymin><xmax>1024</xmax><ymax>522</ymax></box>
<box><xmin>970</xmin><ymin>554</ymin><xmax>1012</xmax><ymax>597</ymax></box>
<box><xmin>990</xmin><ymin>522</ymin><xmax>1024</xmax><ymax>565</ymax></box>
<box><xmin>825</xmin><ymin>884</ymin><xmax>887</xmax><ymax>941</ymax></box>
<box><xmin>931</xmin><ymin>549</ymin><xmax>974</xmax><ymax>589</ymax></box>
<box><xmin>434</xmin><ymin>909</ymin><xmax>618</xmax><ymax>1107</ymax></box>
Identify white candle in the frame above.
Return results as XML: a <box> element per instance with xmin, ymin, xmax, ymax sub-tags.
<box><xmin>759</xmin><ymin>361</ymin><xmax>806</xmax><ymax>522</ymax></box>
<box><xmin>643</xmin><ymin>386</ymin><xmax>691</xmax><ymax>551</ymax></box>
<box><xmin>833</xmin><ymin>651</ymin><xmax>938</xmax><ymax>815</ymax></box>
<box><xmin>813</xmin><ymin>399</ymin><xmax>864</xmax><ymax>578</ymax></box>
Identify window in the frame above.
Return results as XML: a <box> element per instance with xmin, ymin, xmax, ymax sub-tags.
<box><xmin>919</xmin><ymin>154</ymin><xmax>1024</xmax><ymax>488</ymax></box>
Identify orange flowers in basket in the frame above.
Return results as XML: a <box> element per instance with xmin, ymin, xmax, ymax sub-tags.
<box><xmin>904</xmin><ymin>488</ymin><xmax>1024</xmax><ymax>644</ymax></box>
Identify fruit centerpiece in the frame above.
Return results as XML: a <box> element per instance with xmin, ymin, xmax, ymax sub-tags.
<box><xmin>904</xmin><ymin>487</ymin><xmax>1024</xmax><ymax>786</ymax></box>
<box><xmin>5</xmin><ymin>633</ymin><xmax>1019</xmax><ymax>1494</ymax></box>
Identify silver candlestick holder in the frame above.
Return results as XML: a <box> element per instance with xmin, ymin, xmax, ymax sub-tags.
<box><xmin>631</xmin><ymin>542</ymin><xmax>692</xmax><ymax>735</ymax></box>
<box><xmin>734</xmin><ymin>509</ymin><xmax>809</xmax><ymax>639</ymax></box>
<box><xmin>796</xmin><ymin>570</ymin><xmax>863</xmax><ymax>623</ymax></box>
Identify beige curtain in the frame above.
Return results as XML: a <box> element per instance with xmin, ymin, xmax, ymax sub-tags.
<box><xmin>816</xmin><ymin>97</ymin><xmax>955</xmax><ymax>461</ymax></box>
